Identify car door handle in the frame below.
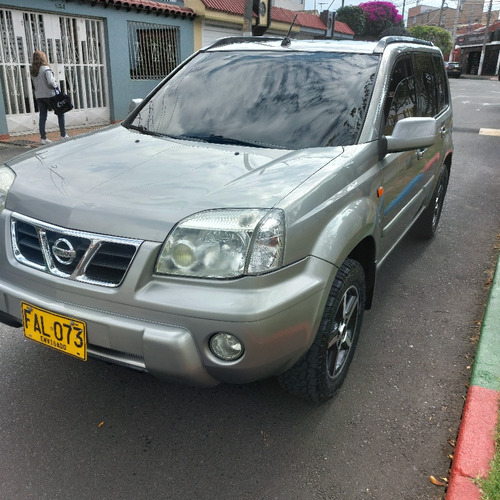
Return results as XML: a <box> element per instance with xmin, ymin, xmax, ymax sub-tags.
<box><xmin>440</xmin><ymin>126</ymin><xmax>447</xmax><ymax>137</ymax></box>
<box><xmin>417</xmin><ymin>148</ymin><xmax>427</xmax><ymax>160</ymax></box>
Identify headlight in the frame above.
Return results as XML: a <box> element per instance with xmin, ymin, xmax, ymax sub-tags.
<box><xmin>155</xmin><ymin>208</ymin><xmax>285</xmax><ymax>278</ymax></box>
<box><xmin>0</xmin><ymin>166</ymin><xmax>15</xmax><ymax>213</ymax></box>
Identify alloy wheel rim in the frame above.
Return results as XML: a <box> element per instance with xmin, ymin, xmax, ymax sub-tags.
<box><xmin>432</xmin><ymin>182</ymin><xmax>445</xmax><ymax>230</ymax></box>
<box><xmin>327</xmin><ymin>284</ymin><xmax>360</xmax><ymax>380</ymax></box>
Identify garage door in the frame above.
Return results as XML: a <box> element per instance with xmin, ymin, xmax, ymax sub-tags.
<box><xmin>0</xmin><ymin>8</ymin><xmax>109</xmax><ymax>136</ymax></box>
<box><xmin>202</xmin><ymin>24</ymin><xmax>241</xmax><ymax>48</ymax></box>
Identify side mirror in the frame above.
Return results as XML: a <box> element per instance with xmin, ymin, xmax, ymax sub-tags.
<box><xmin>384</xmin><ymin>117</ymin><xmax>438</xmax><ymax>154</ymax></box>
<box><xmin>128</xmin><ymin>98</ymin><xmax>143</xmax><ymax>114</ymax></box>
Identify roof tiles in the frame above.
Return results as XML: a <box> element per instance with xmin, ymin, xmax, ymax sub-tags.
<box><xmin>88</xmin><ymin>0</ymin><xmax>196</xmax><ymax>18</ymax></box>
<box><xmin>200</xmin><ymin>0</ymin><xmax>350</xmax><ymax>33</ymax></box>
<box><xmin>200</xmin><ymin>0</ymin><xmax>248</xmax><ymax>16</ymax></box>
<box><xmin>84</xmin><ymin>0</ymin><xmax>353</xmax><ymax>35</ymax></box>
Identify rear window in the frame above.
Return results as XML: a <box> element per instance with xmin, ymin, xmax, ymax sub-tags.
<box><xmin>128</xmin><ymin>51</ymin><xmax>379</xmax><ymax>149</ymax></box>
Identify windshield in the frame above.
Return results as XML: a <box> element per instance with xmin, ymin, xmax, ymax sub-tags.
<box><xmin>127</xmin><ymin>50</ymin><xmax>379</xmax><ymax>150</ymax></box>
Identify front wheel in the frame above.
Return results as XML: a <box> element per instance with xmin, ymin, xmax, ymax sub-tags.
<box><xmin>278</xmin><ymin>259</ymin><xmax>366</xmax><ymax>403</ymax></box>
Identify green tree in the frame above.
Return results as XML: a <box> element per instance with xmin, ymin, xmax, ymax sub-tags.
<box><xmin>336</xmin><ymin>6</ymin><xmax>366</xmax><ymax>36</ymax></box>
<box><xmin>408</xmin><ymin>25</ymin><xmax>453</xmax><ymax>56</ymax></box>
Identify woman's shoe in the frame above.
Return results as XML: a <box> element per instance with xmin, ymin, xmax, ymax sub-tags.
<box><xmin>41</xmin><ymin>138</ymin><xmax>52</xmax><ymax>144</ymax></box>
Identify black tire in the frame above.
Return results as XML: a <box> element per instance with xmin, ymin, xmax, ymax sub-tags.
<box><xmin>278</xmin><ymin>259</ymin><xmax>366</xmax><ymax>403</ymax></box>
<box><xmin>415</xmin><ymin>166</ymin><xmax>449</xmax><ymax>239</ymax></box>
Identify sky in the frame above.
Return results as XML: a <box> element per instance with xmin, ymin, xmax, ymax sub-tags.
<box><xmin>303</xmin><ymin>0</ymin><xmax>498</xmax><ymax>22</ymax></box>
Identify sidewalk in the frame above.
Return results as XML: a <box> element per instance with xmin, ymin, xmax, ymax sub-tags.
<box><xmin>447</xmin><ymin>255</ymin><xmax>500</xmax><ymax>498</ymax></box>
<box><xmin>0</xmin><ymin>126</ymin><xmax>108</xmax><ymax>148</ymax></box>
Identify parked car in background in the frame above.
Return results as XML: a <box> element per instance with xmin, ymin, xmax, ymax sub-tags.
<box><xmin>446</xmin><ymin>61</ymin><xmax>462</xmax><ymax>78</ymax></box>
<box><xmin>0</xmin><ymin>36</ymin><xmax>453</xmax><ymax>403</ymax></box>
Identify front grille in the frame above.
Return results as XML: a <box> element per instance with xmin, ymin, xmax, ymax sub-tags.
<box><xmin>11</xmin><ymin>213</ymin><xmax>143</xmax><ymax>287</ymax></box>
<box><xmin>85</xmin><ymin>241</ymin><xmax>138</xmax><ymax>284</ymax></box>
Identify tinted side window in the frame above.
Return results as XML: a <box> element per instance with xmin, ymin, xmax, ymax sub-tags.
<box><xmin>384</xmin><ymin>57</ymin><xmax>416</xmax><ymax>135</ymax></box>
<box><xmin>414</xmin><ymin>53</ymin><xmax>438</xmax><ymax>117</ymax></box>
<box><xmin>433</xmin><ymin>55</ymin><xmax>449</xmax><ymax>113</ymax></box>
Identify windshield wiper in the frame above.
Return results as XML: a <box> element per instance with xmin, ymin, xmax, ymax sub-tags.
<box><xmin>178</xmin><ymin>134</ymin><xmax>268</xmax><ymax>148</ymax></box>
<box><xmin>127</xmin><ymin>128</ymin><xmax>273</xmax><ymax>148</ymax></box>
<box><xmin>126</xmin><ymin>124</ymin><xmax>164</xmax><ymax>137</ymax></box>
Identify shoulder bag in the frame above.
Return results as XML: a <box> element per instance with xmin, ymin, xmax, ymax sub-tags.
<box><xmin>52</xmin><ymin>87</ymin><xmax>73</xmax><ymax>115</ymax></box>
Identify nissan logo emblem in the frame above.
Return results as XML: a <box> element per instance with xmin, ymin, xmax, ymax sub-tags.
<box><xmin>52</xmin><ymin>238</ymin><xmax>77</xmax><ymax>265</ymax></box>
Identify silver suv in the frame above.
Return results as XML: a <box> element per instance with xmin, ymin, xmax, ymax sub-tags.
<box><xmin>0</xmin><ymin>36</ymin><xmax>452</xmax><ymax>402</ymax></box>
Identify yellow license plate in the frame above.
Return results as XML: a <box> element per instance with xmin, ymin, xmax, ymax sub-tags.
<box><xmin>22</xmin><ymin>302</ymin><xmax>87</xmax><ymax>360</ymax></box>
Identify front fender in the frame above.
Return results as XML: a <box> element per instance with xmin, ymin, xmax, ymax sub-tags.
<box><xmin>310</xmin><ymin>197</ymin><xmax>378</xmax><ymax>269</ymax></box>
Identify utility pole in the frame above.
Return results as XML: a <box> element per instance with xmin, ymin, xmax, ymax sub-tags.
<box><xmin>449</xmin><ymin>0</ymin><xmax>461</xmax><ymax>62</ymax></box>
<box><xmin>438</xmin><ymin>0</ymin><xmax>446</xmax><ymax>27</ymax></box>
<box><xmin>478</xmin><ymin>0</ymin><xmax>493</xmax><ymax>75</ymax></box>
<box><xmin>243</xmin><ymin>0</ymin><xmax>253</xmax><ymax>36</ymax></box>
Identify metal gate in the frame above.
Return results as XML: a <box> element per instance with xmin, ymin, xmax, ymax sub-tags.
<box><xmin>0</xmin><ymin>7</ymin><xmax>109</xmax><ymax>136</ymax></box>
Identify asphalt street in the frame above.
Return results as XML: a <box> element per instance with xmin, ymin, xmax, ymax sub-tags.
<box><xmin>0</xmin><ymin>78</ymin><xmax>499</xmax><ymax>500</ymax></box>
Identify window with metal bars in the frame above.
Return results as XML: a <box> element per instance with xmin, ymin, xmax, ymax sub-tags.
<box><xmin>128</xmin><ymin>21</ymin><xmax>180</xmax><ymax>80</ymax></box>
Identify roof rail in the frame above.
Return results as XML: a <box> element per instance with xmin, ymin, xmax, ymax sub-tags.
<box><xmin>205</xmin><ymin>36</ymin><xmax>281</xmax><ymax>50</ymax></box>
<box><xmin>374</xmin><ymin>36</ymin><xmax>433</xmax><ymax>54</ymax></box>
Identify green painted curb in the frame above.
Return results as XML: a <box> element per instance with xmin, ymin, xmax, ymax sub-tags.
<box><xmin>471</xmin><ymin>257</ymin><xmax>500</xmax><ymax>391</ymax></box>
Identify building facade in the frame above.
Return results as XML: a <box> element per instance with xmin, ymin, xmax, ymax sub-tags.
<box><xmin>456</xmin><ymin>20</ymin><xmax>500</xmax><ymax>75</ymax></box>
<box><xmin>407</xmin><ymin>0</ymin><xmax>485</xmax><ymax>30</ymax></box>
<box><xmin>184</xmin><ymin>0</ymin><xmax>337</xmax><ymax>50</ymax></box>
<box><xmin>187</xmin><ymin>0</ymin><xmax>353</xmax><ymax>50</ymax></box>
<box><xmin>0</xmin><ymin>0</ymin><xmax>196</xmax><ymax>139</ymax></box>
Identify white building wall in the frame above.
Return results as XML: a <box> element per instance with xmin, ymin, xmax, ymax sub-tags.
<box><xmin>272</xmin><ymin>0</ymin><xmax>305</xmax><ymax>11</ymax></box>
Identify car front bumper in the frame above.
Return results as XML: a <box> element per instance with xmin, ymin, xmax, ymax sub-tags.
<box><xmin>0</xmin><ymin>212</ymin><xmax>334</xmax><ymax>386</ymax></box>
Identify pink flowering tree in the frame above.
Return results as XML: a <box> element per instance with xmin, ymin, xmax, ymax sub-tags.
<box><xmin>359</xmin><ymin>2</ymin><xmax>404</xmax><ymax>38</ymax></box>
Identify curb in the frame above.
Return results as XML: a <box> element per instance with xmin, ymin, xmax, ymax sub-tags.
<box><xmin>447</xmin><ymin>256</ymin><xmax>500</xmax><ymax>499</ymax></box>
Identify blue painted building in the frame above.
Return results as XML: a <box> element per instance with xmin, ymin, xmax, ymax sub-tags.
<box><xmin>0</xmin><ymin>0</ymin><xmax>196</xmax><ymax>138</ymax></box>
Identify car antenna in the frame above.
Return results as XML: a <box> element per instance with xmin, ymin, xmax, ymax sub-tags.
<box><xmin>281</xmin><ymin>14</ymin><xmax>298</xmax><ymax>47</ymax></box>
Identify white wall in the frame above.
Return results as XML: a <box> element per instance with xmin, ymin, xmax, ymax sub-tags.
<box><xmin>272</xmin><ymin>0</ymin><xmax>305</xmax><ymax>11</ymax></box>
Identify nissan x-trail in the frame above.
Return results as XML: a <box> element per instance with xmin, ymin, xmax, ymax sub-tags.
<box><xmin>0</xmin><ymin>36</ymin><xmax>453</xmax><ymax>402</ymax></box>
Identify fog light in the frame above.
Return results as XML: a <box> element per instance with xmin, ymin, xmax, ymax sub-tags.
<box><xmin>209</xmin><ymin>333</ymin><xmax>244</xmax><ymax>361</ymax></box>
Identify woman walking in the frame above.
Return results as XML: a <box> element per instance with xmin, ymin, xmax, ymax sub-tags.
<box><xmin>30</xmin><ymin>50</ymin><xmax>69</xmax><ymax>144</ymax></box>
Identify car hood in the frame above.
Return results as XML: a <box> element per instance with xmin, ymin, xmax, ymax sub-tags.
<box><xmin>6</xmin><ymin>126</ymin><xmax>342</xmax><ymax>241</ymax></box>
